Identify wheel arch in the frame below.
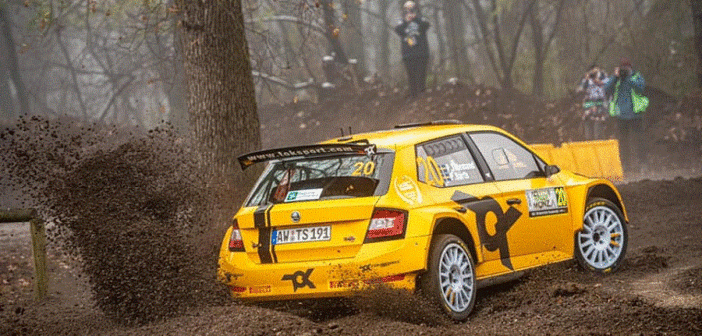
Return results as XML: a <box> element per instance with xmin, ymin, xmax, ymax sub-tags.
<box><xmin>431</xmin><ymin>217</ymin><xmax>479</xmax><ymax>264</ymax></box>
<box><xmin>586</xmin><ymin>183</ymin><xmax>628</xmax><ymax>222</ymax></box>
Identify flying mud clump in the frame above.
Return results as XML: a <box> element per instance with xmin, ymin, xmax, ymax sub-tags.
<box><xmin>1</xmin><ymin>116</ymin><xmax>229</xmax><ymax>324</ymax></box>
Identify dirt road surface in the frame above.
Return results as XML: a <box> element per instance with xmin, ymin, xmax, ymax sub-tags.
<box><xmin>2</xmin><ymin>175</ymin><xmax>701</xmax><ymax>335</ymax></box>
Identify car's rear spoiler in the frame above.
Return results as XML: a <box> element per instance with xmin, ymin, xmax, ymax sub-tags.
<box><xmin>237</xmin><ymin>143</ymin><xmax>377</xmax><ymax>170</ymax></box>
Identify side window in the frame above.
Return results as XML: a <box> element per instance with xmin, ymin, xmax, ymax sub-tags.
<box><xmin>415</xmin><ymin>136</ymin><xmax>483</xmax><ymax>187</ymax></box>
<box><xmin>470</xmin><ymin>132</ymin><xmax>543</xmax><ymax>181</ymax></box>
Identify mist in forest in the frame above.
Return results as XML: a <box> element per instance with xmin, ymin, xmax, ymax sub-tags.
<box><xmin>1</xmin><ymin>0</ymin><xmax>700</xmax><ymax>128</ymax></box>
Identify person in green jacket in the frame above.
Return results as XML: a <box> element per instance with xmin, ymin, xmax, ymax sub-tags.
<box><xmin>605</xmin><ymin>58</ymin><xmax>649</xmax><ymax>172</ymax></box>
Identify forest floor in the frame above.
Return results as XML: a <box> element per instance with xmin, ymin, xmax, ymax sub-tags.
<box><xmin>1</xmin><ymin>81</ymin><xmax>702</xmax><ymax>335</ymax></box>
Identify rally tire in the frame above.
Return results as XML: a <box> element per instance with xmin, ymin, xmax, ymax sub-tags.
<box><xmin>420</xmin><ymin>234</ymin><xmax>476</xmax><ymax>321</ymax></box>
<box><xmin>575</xmin><ymin>198</ymin><xmax>628</xmax><ymax>273</ymax></box>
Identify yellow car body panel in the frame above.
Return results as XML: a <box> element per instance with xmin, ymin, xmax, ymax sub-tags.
<box><xmin>218</xmin><ymin>123</ymin><xmax>628</xmax><ymax>301</ymax></box>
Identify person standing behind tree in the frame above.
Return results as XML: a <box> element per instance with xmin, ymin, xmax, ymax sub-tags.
<box><xmin>605</xmin><ymin>58</ymin><xmax>649</xmax><ymax>173</ymax></box>
<box><xmin>576</xmin><ymin>66</ymin><xmax>609</xmax><ymax>140</ymax></box>
<box><xmin>395</xmin><ymin>1</ymin><xmax>430</xmax><ymax>98</ymax></box>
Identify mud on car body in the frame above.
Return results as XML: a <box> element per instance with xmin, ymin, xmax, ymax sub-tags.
<box><xmin>218</xmin><ymin>121</ymin><xmax>628</xmax><ymax>321</ymax></box>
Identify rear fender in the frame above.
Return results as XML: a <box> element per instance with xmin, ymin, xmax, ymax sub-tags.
<box><xmin>408</xmin><ymin>208</ymin><xmax>483</xmax><ymax>270</ymax></box>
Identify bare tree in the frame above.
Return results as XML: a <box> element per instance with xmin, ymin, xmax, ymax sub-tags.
<box><xmin>692</xmin><ymin>0</ymin><xmax>702</xmax><ymax>86</ymax></box>
<box><xmin>443</xmin><ymin>0</ymin><xmax>471</xmax><ymax>80</ymax></box>
<box><xmin>0</xmin><ymin>3</ymin><xmax>30</xmax><ymax>119</ymax></box>
<box><xmin>528</xmin><ymin>0</ymin><xmax>565</xmax><ymax>97</ymax></box>
<box><xmin>469</xmin><ymin>0</ymin><xmax>536</xmax><ymax>91</ymax></box>
<box><xmin>341</xmin><ymin>0</ymin><xmax>365</xmax><ymax>72</ymax></box>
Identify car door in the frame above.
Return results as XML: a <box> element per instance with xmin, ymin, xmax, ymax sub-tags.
<box><xmin>467</xmin><ymin>132</ymin><xmax>573</xmax><ymax>264</ymax></box>
<box><xmin>413</xmin><ymin>134</ymin><xmax>518</xmax><ymax>273</ymax></box>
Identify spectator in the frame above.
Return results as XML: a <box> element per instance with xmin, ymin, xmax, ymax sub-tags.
<box><xmin>395</xmin><ymin>1</ymin><xmax>430</xmax><ymax>98</ymax></box>
<box><xmin>576</xmin><ymin>66</ymin><xmax>609</xmax><ymax>140</ymax></box>
<box><xmin>605</xmin><ymin>58</ymin><xmax>649</xmax><ymax>172</ymax></box>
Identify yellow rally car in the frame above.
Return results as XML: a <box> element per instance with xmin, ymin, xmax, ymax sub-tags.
<box><xmin>218</xmin><ymin>121</ymin><xmax>628</xmax><ymax>321</ymax></box>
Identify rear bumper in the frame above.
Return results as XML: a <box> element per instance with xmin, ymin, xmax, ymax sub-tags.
<box><xmin>217</xmin><ymin>235</ymin><xmax>429</xmax><ymax>300</ymax></box>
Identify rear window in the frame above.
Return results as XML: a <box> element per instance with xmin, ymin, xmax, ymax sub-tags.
<box><xmin>246</xmin><ymin>153</ymin><xmax>393</xmax><ymax>206</ymax></box>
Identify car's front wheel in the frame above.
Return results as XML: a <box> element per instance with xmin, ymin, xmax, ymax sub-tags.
<box><xmin>420</xmin><ymin>234</ymin><xmax>476</xmax><ymax>321</ymax></box>
<box><xmin>575</xmin><ymin>197</ymin><xmax>628</xmax><ymax>273</ymax></box>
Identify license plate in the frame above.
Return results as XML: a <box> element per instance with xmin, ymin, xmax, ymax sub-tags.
<box><xmin>272</xmin><ymin>226</ymin><xmax>331</xmax><ymax>245</ymax></box>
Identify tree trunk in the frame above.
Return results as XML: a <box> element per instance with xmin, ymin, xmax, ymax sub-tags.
<box><xmin>320</xmin><ymin>0</ymin><xmax>349</xmax><ymax>64</ymax></box>
<box><xmin>176</xmin><ymin>0</ymin><xmax>261</xmax><ymax>188</ymax></box>
<box><xmin>443</xmin><ymin>0</ymin><xmax>470</xmax><ymax>79</ymax></box>
<box><xmin>164</xmin><ymin>2</ymin><xmax>189</xmax><ymax>133</ymax></box>
<box><xmin>0</xmin><ymin>5</ymin><xmax>30</xmax><ymax>118</ymax></box>
<box><xmin>433</xmin><ymin>4</ymin><xmax>447</xmax><ymax>81</ymax></box>
<box><xmin>692</xmin><ymin>0</ymin><xmax>702</xmax><ymax>86</ymax></box>
<box><xmin>342</xmin><ymin>0</ymin><xmax>366</xmax><ymax>73</ymax></box>
<box><xmin>378</xmin><ymin>0</ymin><xmax>391</xmax><ymax>78</ymax></box>
<box><xmin>529</xmin><ymin>4</ymin><xmax>545</xmax><ymax>97</ymax></box>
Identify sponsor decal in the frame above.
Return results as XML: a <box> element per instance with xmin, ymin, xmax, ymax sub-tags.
<box><xmin>394</xmin><ymin>175</ymin><xmax>423</xmax><ymax>205</ymax></box>
<box><xmin>359</xmin><ymin>260</ymin><xmax>400</xmax><ymax>272</ymax></box>
<box><xmin>525</xmin><ymin>187</ymin><xmax>568</xmax><ymax>217</ymax></box>
<box><xmin>223</xmin><ymin>272</ymin><xmax>244</xmax><ymax>282</ymax></box>
<box><xmin>452</xmin><ymin>191</ymin><xmax>522</xmax><ymax>270</ymax></box>
<box><xmin>249</xmin><ymin>285</ymin><xmax>271</xmax><ymax>294</ymax></box>
<box><xmin>282</xmin><ymin>268</ymin><xmax>316</xmax><ymax>292</ymax></box>
<box><xmin>238</xmin><ymin>144</ymin><xmax>376</xmax><ymax>170</ymax></box>
<box><xmin>329</xmin><ymin>280</ymin><xmax>360</xmax><ymax>289</ymax></box>
<box><xmin>285</xmin><ymin>188</ymin><xmax>323</xmax><ymax>202</ymax></box>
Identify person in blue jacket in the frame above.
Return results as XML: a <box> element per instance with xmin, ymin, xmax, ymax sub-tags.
<box><xmin>395</xmin><ymin>1</ymin><xmax>430</xmax><ymax>98</ymax></box>
<box><xmin>605</xmin><ymin>58</ymin><xmax>649</xmax><ymax>172</ymax></box>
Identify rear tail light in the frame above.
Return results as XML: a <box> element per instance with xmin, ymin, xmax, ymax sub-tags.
<box><xmin>364</xmin><ymin>208</ymin><xmax>408</xmax><ymax>243</ymax></box>
<box><xmin>228</xmin><ymin>220</ymin><xmax>245</xmax><ymax>252</ymax></box>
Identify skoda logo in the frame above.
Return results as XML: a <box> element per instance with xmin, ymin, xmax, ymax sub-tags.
<box><xmin>291</xmin><ymin>211</ymin><xmax>301</xmax><ymax>223</ymax></box>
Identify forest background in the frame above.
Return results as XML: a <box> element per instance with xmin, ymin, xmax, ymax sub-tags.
<box><xmin>2</xmin><ymin>0</ymin><xmax>700</xmax><ymax>129</ymax></box>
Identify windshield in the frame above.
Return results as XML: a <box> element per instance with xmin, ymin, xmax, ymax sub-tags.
<box><xmin>246</xmin><ymin>153</ymin><xmax>393</xmax><ymax>207</ymax></box>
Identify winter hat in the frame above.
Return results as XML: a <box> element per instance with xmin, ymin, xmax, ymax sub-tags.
<box><xmin>404</xmin><ymin>1</ymin><xmax>417</xmax><ymax>11</ymax></box>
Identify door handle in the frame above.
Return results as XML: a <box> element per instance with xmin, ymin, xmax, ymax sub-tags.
<box><xmin>507</xmin><ymin>198</ymin><xmax>522</xmax><ymax>205</ymax></box>
<box><xmin>454</xmin><ymin>206</ymin><xmax>467</xmax><ymax>214</ymax></box>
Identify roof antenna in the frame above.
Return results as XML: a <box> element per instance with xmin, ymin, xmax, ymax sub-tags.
<box><xmin>339</xmin><ymin>127</ymin><xmax>345</xmax><ymax>136</ymax></box>
<box><xmin>348</xmin><ymin>126</ymin><xmax>352</xmax><ymax>135</ymax></box>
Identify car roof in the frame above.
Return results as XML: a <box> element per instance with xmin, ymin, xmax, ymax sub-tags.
<box><xmin>321</xmin><ymin>124</ymin><xmax>504</xmax><ymax>149</ymax></box>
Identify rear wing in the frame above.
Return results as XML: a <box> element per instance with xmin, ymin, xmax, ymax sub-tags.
<box><xmin>238</xmin><ymin>143</ymin><xmax>377</xmax><ymax>170</ymax></box>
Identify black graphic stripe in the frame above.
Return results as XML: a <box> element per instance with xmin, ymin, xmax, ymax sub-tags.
<box><xmin>255</xmin><ymin>205</ymin><xmax>274</xmax><ymax>264</ymax></box>
<box><xmin>267</xmin><ymin>206</ymin><xmax>278</xmax><ymax>263</ymax></box>
<box><xmin>254</xmin><ymin>205</ymin><xmax>268</xmax><ymax>229</ymax></box>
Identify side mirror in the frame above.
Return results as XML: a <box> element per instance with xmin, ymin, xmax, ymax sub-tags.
<box><xmin>545</xmin><ymin>165</ymin><xmax>560</xmax><ymax>178</ymax></box>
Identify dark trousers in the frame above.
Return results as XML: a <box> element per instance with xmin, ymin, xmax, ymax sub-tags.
<box><xmin>617</xmin><ymin>118</ymin><xmax>645</xmax><ymax>171</ymax></box>
<box><xmin>582</xmin><ymin>119</ymin><xmax>604</xmax><ymax>140</ymax></box>
<box><xmin>403</xmin><ymin>56</ymin><xmax>428</xmax><ymax>97</ymax></box>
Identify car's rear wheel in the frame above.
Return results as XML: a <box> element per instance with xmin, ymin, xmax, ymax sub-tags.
<box><xmin>420</xmin><ymin>234</ymin><xmax>476</xmax><ymax>321</ymax></box>
<box><xmin>575</xmin><ymin>198</ymin><xmax>628</xmax><ymax>273</ymax></box>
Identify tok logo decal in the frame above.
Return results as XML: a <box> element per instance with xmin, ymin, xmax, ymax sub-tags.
<box><xmin>282</xmin><ymin>268</ymin><xmax>316</xmax><ymax>292</ymax></box>
<box><xmin>451</xmin><ymin>191</ymin><xmax>522</xmax><ymax>270</ymax></box>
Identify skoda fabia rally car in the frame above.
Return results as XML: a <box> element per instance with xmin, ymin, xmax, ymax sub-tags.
<box><xmin>218</xmin><ymin>121</ymin><xmax>628</xmax><ymax>320</ymax></box>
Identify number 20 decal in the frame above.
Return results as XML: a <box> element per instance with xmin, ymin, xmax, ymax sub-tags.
<box><xmin>351</xmin><ymin>161</ymin><xmax>375</xmax><ymax>176</ymax></box>
<box><xmin>416</xmin><ymin>156</ymin><xmax>444</xmax><ymax>187</ymax></box>
<box><xmin>554</xmin><ymin>187</ymin><xmax>568</xmax><ymax>207</ymax></box>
